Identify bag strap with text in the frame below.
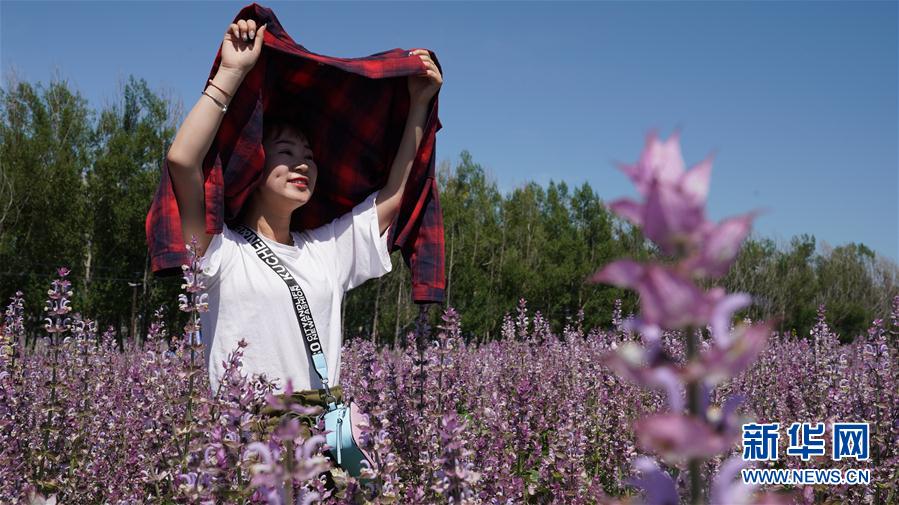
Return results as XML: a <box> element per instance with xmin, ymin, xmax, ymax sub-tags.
<box><xmin>232</xmin><ymin>223</ymin><xmax>338</xmax><ymax>404</ymax></box>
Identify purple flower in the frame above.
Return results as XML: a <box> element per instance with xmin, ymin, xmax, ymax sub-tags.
<box><xmin>590</xmin><ymin>261</ymin><xmax>726</xmax><ymax>330</ymax></box>
<box><xmin>610</xmin><ymin>130</ymin><xmax>714</xmax><ymax>256</ymax></box>
<box><xmin>709</xmin><ymin>456</ymin><xmax>755</xmax><ymax>505</ymax></box>
<box><xmin>710</xmin><ymin>293</ymin><xmax>753</xmax><ymax>345</ymax></box>
<box><xmin>635</xmin><ymin>413</ymin><xmax>738</xmax><ymax>463</ymax></box>
<box><xmin>681</xmin><ymin>211</ymin><xmax>762</xmax><ymax>280</ymax></box>
<box><xmin>262</xmin><ymin>378</ymin><xmax>320</xmax><ymax>416</ymax></box>
<box><xmin>693</xmin><ymin>321</ymin><xmax>771</xmax><ymax>385</ymax></box>
<box><xmin>626</xmin><ymin>456</ymin><xmax>678</xmax><ymax>505</ymax></box>
<box><xmin>614</xmin><ymin>129</ymin><xmax>710</xmax><ymax>203</ymax></box>
<box><xmin>601</xmin><ymin>340</ymin><xmax>685</xmax><ymax>411</ymax></box>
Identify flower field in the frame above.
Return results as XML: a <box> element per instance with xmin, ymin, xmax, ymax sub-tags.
<box><xmin>2</xmin><ymin>286</ymin><xmax>897</xmax><ymax>504</ymax></box>
<box><xmin>2</xmin><ymin>132</ymin><xmax>897</xmax><ymax>504</ymax></box>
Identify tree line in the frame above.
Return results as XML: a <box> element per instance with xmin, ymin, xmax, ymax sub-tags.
<box><xmin>2</xmin><ymin>76</ymin><xmax>896</xmax><ymax>349</ymax></box>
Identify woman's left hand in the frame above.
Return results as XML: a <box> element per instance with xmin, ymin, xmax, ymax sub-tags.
<box><xmin>407</xmin><ymin>49</ymin><xmax>443</xmax><ymax>107</ymax></box>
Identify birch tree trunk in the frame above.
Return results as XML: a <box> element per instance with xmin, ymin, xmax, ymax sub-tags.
<box><xmin>83</xmin><ymin>234</ymin><xmax>92</xmax><ymax>296</ymax></box>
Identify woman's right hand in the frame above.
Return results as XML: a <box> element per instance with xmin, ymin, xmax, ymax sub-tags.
<box><xmin>220</xmin><ymin>19</ymin><xmax>267</xmax><ymax>76</ymax></box>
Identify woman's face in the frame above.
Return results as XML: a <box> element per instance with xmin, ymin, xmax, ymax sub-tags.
<box><xmin>258</xmin><ymin>125</ymin><xmax>318</xmax><ymax>212</ymax></box>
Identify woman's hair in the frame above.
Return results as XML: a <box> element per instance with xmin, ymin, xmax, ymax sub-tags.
<box><xmin>263</xmin><ymin>117</ymin><xmax>309</xmax><ymax>145</ymax></box>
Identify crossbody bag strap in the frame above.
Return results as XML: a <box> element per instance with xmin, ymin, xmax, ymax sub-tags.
<box><xmin>232</xmin><ymin>224</ymin><xmax>337</xmax><ymax>403</ymax></box>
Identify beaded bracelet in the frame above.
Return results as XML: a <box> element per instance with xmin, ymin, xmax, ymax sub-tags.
<box><xmin>201</xmin><ymin>90</ymin><xmax>228</xmax><ymax>113</ymax></box>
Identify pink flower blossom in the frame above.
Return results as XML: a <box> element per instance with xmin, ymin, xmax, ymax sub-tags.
<box><xmin>589</xmin><ymin>261</ymin><xmax>726</xmax><ymax>330</ymax></box>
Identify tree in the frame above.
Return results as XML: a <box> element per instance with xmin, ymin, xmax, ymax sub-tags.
<box><xmin>0</xmin><ymin>75</ymin><xmax>92</xmax><ymax>344</ymax></box>
<box><xmin>4</xmin><ymin>75</ymin><xmax>895</xmax><ymax>348</ymax></box>
<box><xmin>83</xmin><ymin>76</ymin><xmax>179</xmax><ymax>344</ymax></box>
<box><xmin>814</xmin><ymin>242</ymin><xmax>882</xmax><ymax>341</ymax></box>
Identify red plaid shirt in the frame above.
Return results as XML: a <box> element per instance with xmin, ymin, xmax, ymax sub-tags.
<box><xmin>145</xmin><ymin>2</ymin><xmax>445</xmax><ymax>304</ymax></box>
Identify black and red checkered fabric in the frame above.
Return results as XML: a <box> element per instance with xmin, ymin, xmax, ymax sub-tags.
<box><xmin>145</xmin><ymin>2</ymin><xmax>445</xmax><ymax>304</ymax></box>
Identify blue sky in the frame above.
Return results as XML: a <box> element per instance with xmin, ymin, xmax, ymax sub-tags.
<box><xmin>2</xmin><ymin>1</ymin><xmax>897</xmax><ymax>261</ymax></box>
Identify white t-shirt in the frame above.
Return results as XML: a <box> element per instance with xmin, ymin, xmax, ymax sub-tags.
<box><xmin>198</xmin><ymin>189</ymin><xmax>393</xmax><ymax>396</ymax></box>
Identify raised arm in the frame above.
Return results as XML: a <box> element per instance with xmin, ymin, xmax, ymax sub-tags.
<box><xmin>375</xmin><ymin>49</ymin><xmax>443</xmax><ymax>235</ymax></box>
<box><xmin>166</xmin><ymin>19</ymin><xmax>266</xmax><ymax>257</ymax></box>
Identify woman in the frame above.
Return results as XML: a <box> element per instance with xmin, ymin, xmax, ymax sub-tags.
<box><xmin>165</xmin><ymin>16</ymin><xmax>442</xmax><ymax>477</ymax></box>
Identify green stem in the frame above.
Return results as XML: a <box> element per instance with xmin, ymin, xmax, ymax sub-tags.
<box><xmin>181</xmin><ymin>312</ymin><xmax>198</xmax><ymax>471</ymax></box>
<box><xmin>685</xmin><ymin>326</ymin><xmax>703</xmax><ymax>505</ymax></box>
<box><xmin>182</xmin><ymin>351</ymin><xmax>195</xmax><ymax>456</ymax></box>
<box><xmin>38</xmin><ymin>326</ymin><xmax>60</xmax><ymax>486</ymax></box>
<box><xmin>284</xmin><ymin>437</ymin><xmax>295</xmax><ymax>505</ymax></box>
